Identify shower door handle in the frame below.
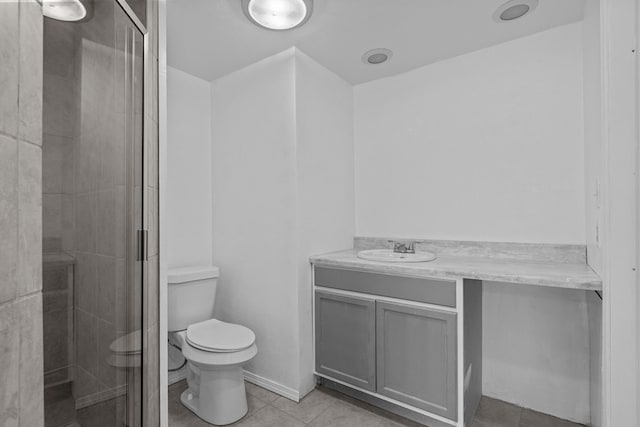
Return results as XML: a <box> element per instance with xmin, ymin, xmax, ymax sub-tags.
<box><xmin>137</xmin><ymin>229</ymin><xmax>148</xmax><ymax>261</ymax></box>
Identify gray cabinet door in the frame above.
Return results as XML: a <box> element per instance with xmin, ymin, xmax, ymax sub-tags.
<box><xmin>376</xmin><ymin>301</ymin><xmax>458</xmax><ymax>421</ymax></box>
<box><xmin>315</xmin><ymin>291</ymin><xmax>376</xmax><ymax>391</ymax></box>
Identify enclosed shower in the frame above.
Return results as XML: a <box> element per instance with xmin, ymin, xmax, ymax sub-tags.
<box><xmin>42</xmin><ymin>1</ymin><xmax>148</xmax><ymax>425</ymax></box>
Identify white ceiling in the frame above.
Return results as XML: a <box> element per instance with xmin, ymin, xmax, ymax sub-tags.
<box><xmin>167</xmin><ymin>0</ymin><xmax>585</xmax><ymax>85</ymax></box>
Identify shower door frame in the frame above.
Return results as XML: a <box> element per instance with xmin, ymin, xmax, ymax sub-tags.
<box><xmin>113</xmin><ymin>1</ymin><xmax>152</xmax><ymax>426</ymax></box>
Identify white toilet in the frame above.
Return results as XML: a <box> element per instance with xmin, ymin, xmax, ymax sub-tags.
<box><xmin>168</xmin><ymin>266</ymin><xmax>258</xmax><ymax>426</ymax></box>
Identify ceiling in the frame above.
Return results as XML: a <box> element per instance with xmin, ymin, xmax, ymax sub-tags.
<box><xmin>167</xmin><ymin>0</ymin><xmax>585</xmax><ymax>85</ymax></box>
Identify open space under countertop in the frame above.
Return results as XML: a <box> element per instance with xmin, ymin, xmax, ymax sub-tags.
<box><xmin>310</xmin><ymin>239</ymin><xmax>602</xmax><ymax>291</ymax></box>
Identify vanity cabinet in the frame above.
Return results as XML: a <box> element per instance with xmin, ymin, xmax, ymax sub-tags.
<box><xmin>313</xmin><ymin>267</ymin><xmax>460</xmax><ymax>423</ymax></box>
<box><xmin>376</xmin><ymin>301</ymin><xmax>457</xmax><ymax>419</ymax></box>
<box><xmin>315</xmin><ymin>291</ymin><xmax>376</xmax><ymax>391</ymax></box>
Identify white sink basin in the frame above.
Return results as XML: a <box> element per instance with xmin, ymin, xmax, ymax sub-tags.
<box><xmin>357</xmin><ymin>249</ymin><xmax>436</xmax><ymax>263</ymax></box>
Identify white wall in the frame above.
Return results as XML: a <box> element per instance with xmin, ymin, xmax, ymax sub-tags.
<box><xmin>210</xmin><ymin>48</ymin><xmax>354</xmax><ymax>396</ymax></box>
<box><xmin>587</xmin><ymin>290</ymin><xmax>602</xmax><ymax>427</ymax></box>
<box><xmin>294</xmin><ymin>49</ymin><xmax>355</xmax><ymax>394</ymax></box>
<box><xmin>582</xmin><ymin>1</ymin><xmax>603</xmax><ymax>424</ymax></box>
<box><xmin>596</xmin><ymin>0</ymin><xmax>639</xmax><ymax>424</ymax></box>
<box><xmin>354</xmin><ymin>23</ymin><xmax>591</xmax><ymax>423</ymax></box>
<box><xmin>166</xmin><ymin>66</ymin><xmax>213</xmax><ymax>269</ymax></box>
<box><xmin>582</xmin><ymin>1</ymin><xmax>640</xmax><ymax>425</ymax></box>
<box><xmin>582</xmin><ymin>0</ymin><xmax>603</xmax><ymax>276</ymax></box>
<box><xmin>483</xmin><ymin>283</ymin><xmax>590</xmax><ymax>422</ymax></box>
<box><xmin>211</xmin><ymin>49</ymin><xmax>299</xmax><ymax>393</ymax></box>
<box><xmin>355</xmin><ymin>23</ymin><xmax>586</xmax><ymax>245</ymax></box>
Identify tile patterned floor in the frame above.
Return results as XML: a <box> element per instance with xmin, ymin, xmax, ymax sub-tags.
<box><xmin>168</xmin><ymin>380</ymin><xmax>586</xmax><ymax>427</ymax></box>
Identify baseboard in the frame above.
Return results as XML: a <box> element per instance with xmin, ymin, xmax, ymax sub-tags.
<box><xmin>168</xmin><ymin>368</ymin><xmax>187</xmax><ymax>385</ymax></box>
<box><xmin>75</xmin><ymin>384</ymin><xmax>127</xmax><ymax>409</ymax></box>
<box><xmin>165</xmin><ymin>367</ymin><xmax>301</xmax><ymax>402</ymax></box>
<box><xmin>243</xmin><ymin>370</ymin><xmax>300</xmax><ymax>402</ymax></box>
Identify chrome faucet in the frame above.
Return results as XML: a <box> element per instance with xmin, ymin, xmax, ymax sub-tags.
<box><xmin>388</xmin><ymin>240</ymin><xmax>419</xmax><ymax>254</ymax></box>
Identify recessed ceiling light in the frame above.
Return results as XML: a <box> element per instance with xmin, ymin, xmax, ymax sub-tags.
<box><xmin>362</xmin><ymin>48</ymin><xmax>393</xmax><ymax>65</ymax></box>
<box><xmin>42</xmin><ymin>0</ymin><xmax>87</xmax><ymax>22</ymax></box>
<box><xmin>493</xmin><ymin>0</ymin><xmax>538</xmax><ymax>23</ymax></box>
<box><xmin>242</xmin><ymin>0</ymin><xmax>313</xmax><ymax>31</ymax></box>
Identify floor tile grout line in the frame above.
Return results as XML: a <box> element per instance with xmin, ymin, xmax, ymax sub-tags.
<box><xmin>262</xmin><ymin>401</ymin><xmax>312</xmax><ymax>425</ymax></box>
<box><xmin>263</xmin><ymin>401</ymin><xmax>306</xmax><ymax>425</ymax></box>
<box><xmin>275</xmin><ymin>395</ymin><xmax>340</xmax><ymax>426</ymax></box>
<box><xmin>236</xmin><ymin>404</ymin><xmax>269</xmax><ymax>425</ymax></box>
<box><xmin>305</xmin><ymin>402</ymin><xmax>333</xmax><ymax>426</ymax></box>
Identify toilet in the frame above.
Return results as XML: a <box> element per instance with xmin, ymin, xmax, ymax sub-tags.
<box><xmin>168</xmin><ymin>266</ymin><xmax>258</xmax><ymax>426</ymax></box>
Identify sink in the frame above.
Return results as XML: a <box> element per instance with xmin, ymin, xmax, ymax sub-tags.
<box><xmin>357</xmin><ymin>249</ymin><xmax>436</xmax><ymax>263</ymax></box>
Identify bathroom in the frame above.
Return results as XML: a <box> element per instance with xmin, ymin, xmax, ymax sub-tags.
<box><xmin>0</xmin><ymin>0</ymin><xmax>638</xmax><ymax>426</ymax></box>
<box><xmin>160</xmin><ymin>0</ymin><xmax>635</xmax><ymax>426</ymax></box>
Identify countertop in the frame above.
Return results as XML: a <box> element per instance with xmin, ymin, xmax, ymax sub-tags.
<box><xmin>310</xmin><ymin>248</ymin><xmax>602</xmax><ymax>291</ymax></box>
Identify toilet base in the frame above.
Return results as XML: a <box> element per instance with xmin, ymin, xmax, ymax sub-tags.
<box><xmin>172</xmin><ymin>331</ymin><xmax>257</xmax><ymax>425</ymax></box>
<box><xmin>180</xmin><ymin>365</ymin><xmax>249</xmax><ymax>425</ymax></box>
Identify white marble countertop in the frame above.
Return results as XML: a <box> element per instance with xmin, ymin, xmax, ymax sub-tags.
<box><xmin>310</xmin><ymin>249</ymin><xmax>602</xmax><ymax>291</ymax></box>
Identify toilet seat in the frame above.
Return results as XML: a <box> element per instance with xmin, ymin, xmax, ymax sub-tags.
<box><xmin>175</xmin><ymin>330</ymin><xmax>258</xmax><ymax>367</ymax></box>
<box><xmin>186</xmin><ymin>319</ymin><xmax>255</xmax><ymax>353</ymax></box>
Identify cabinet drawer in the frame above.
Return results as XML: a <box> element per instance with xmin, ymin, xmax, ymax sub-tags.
<box><xmin>314</xmin><ymin>267</ymin><xmax>456</xmax><ymax>308</ymax></box>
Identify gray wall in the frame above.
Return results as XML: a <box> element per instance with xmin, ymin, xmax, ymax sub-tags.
<box><xmin>0</xmin><ymin>0</ymin><xmax>44</xmax><ymax>426</ymax></box>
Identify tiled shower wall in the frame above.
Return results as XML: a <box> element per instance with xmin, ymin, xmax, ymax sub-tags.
<box><xmin>0</xmin><ymin>0</ymin><xmax>45</xmax><ymax>426</ymax></box>
<box><xmin>42</xmin><ymin>18</ymin><xmax>75</xmax><ymax>253</ymax></box>
<box><xmin>42</xmin><ymin>16</ymin><xmax>77</xmax><ymax>390</ymax></box>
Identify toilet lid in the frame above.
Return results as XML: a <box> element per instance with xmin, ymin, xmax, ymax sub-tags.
<box><xmin>186</xmin><ymin>319</ymin><xmax>256</xmax><ymax>353</ymax></box>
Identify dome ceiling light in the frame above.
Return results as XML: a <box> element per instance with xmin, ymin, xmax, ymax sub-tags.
<box><xmin>42</xmin><ymin>0</ymin><xmax>87</xmax><ymax>22</ymax></box>
<box><xmin>242</xmin><ymin>0</ymin><xmax>313</xmax><ymax>31</ymax></box>
<box><xmin>493</xmin><ymin>0</ymin><xmax>538</xmax><ymax>23</ymax></box>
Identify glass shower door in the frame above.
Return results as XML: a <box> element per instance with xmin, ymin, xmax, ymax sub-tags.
<box><xmin>113</xmin><ymin>4</ymin><xmax>145</xmax><ymax>427</ymax></box>
<box><xmin>42</xmin><ymin>1</ymin><xmax>146</xmax><ymax>426</ymax></box>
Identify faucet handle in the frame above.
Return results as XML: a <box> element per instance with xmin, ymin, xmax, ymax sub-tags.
<box><xmin>388</xmin><ymin>240</ymin><xmax>424</xmax><ymax>254</ymax></box>
<box><xmin>388</xmin><ymin>240</ymin><xmax>416</xmax><ymax>254</ymax></box>
<box><xmin>387</xmin><ymin>240</ymin><xmax>403</xmax><ymax>253</ymax></box>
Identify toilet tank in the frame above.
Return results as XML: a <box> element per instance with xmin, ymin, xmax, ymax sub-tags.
<box><xmin>167</xmin><ymin>266</ymin><xmax>220</xmax><ymax>332</ymax></box>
